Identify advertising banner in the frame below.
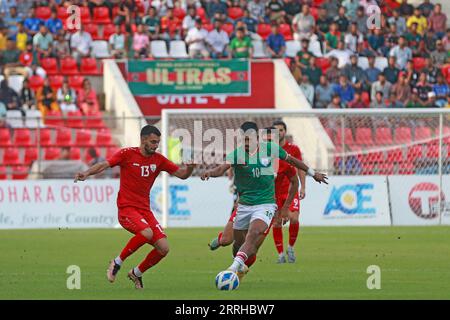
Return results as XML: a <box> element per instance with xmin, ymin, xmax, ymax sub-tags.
<box><xmin>128</xmin><ymin>59</ymin><xmax>250</xmax><ymax>96</ymax></box>
<box><xmin>388</xmin><ymin>175</ymin><xmax>450</xmax><ymax>225</ymax></box>
<box><xmin>300</xmin><ymin>176</ymin><xmax>391</xmax><ymax>226</ymax></box>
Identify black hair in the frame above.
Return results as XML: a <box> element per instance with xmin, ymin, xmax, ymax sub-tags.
<box><xmin>141</xmin><ymin>125</ymin><xmax>161</xmax><ymax>137</ymax></box>
<box><xmin>240</xmin><ymin>121</ymin><xmax>258</xmax><ymax>133</ymax></box>
<box><xmin>272</xmin><ymin>120</ymin><xmax>287</xmax><ymax>131</ymax></box>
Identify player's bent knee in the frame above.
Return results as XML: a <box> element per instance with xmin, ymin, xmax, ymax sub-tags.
<box><xmin>158</xmin><ymin>246</ymin><xmax>169</xmax><ymax>257</ymax></box>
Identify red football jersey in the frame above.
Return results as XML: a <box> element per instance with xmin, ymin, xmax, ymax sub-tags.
<box><xmin>107</xmin><ymin>147</ymin><xmax>179</xmax><ymax>211</ymax></box>
<box><xmin>275</xmin><ymin>160</ymin><xmax>297</xmax><ymax>197</ymax></box>
<box><xmin>275</xmin><ymin>141</ymin><xmax>302</xmax><ymax>196</ymax></box>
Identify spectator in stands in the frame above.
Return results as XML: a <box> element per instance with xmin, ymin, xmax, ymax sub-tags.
<box><xmin>20</xmin><ymin>78</ymin><xmax>35</xmax><ymax>110</ymax></box>
<box><xmin>433</xmin><ymin>73</ymin><xmax>449</xmax><ymax>108</ymax></box>
<box><xmin>236</xmin><ymin>9</ymin><xmax>258</xmax><ymax>33</ymax></box>
<box><xmin>414</xmin><ymin>72</ymin><xmax>432</xmax><ymax>102</ymax></box>
<box><xmin>400</xmin><ymin>0</ymin><xmax>414</xmax><ymax>18</ymax></box>
<box><xmin>327</xmin><ymin>94</ymin><xmax>344</xmax><ymax>109</ymax></box>
<box><xmin>87</xmin><ymin>147</ymin><xmax>113</xmax><ymax>178</ymax></box>
<box><xmin>207</xmin><ymin>0</ymin><xmax>227</xmax><ymax>19</ymax></box>
<box><xmin>405</xmin><ymin>59</ymin><xmax>420</xmax><ymax>87</ymax></box>
<box><xmin>385</xmin><ymin>24</ymin><xmax>400</xmax><ymax>52</ymax></box>
<box><xmin>160</xmin><ymin>7</ymin><xmax>182</xmax><ymax>42</ymax></box>
<box><xmin>33</xmin><ymin>25</ymin><xmax>53</xmax><ymax>59</ymax></box>
<box><xmin>334</xmin><ymin>6</ymin><xmax>349</xmax><ymax>33</ymax></box>
<box><xmin>344</xmin><ymin>22</ymin><xmax>364</xmax><ymax>54</ymax></box>
<box><xmin>386</xmin><ymin>91</ymin><xmax>405</xmax><ymax>108</ymax></box>
<box><xmin>247</xmin><ymin>0</ymin><xmax>265</xmax><ymax>23</ymax></box>
<box><xmin>109</xmin><ymin>24</ymin><xmax>127</xmax><ymax>59</ymax></box>
<box><xmin>348</xmin><ymin>91</ymin><xmax>368</xmax><ymax>108</ymax></box>
<box><xmin>354</xmin><ymin>6</ymin><xmax>368</xmax><ymax>35</ymax></box>
<box><xmin>183</xmin><ymin>18</ymin><xmax>208</xmax><ymax>59</ymax></box>
<box><xmin>132</xmin><ymin>24</ymin><xmax>150</xmax><ymax>58</ymax></box>
<box><xmin>405</xmin><ymin>22</ymin><xmax>422</xmax><ymax>53</ymax></box>
<box><xmin>367</xmin><ymin>28</ymin><xmax>386</xmax><ymax>56</ymax></box>
<box><xmin>1</xmin><ymin>37</ymin><xmax>27</xmax><ymax>77</ymax></box>
<box><xmin>45</xmin><ymin>9</ymin><xmax>63</xmax><ymax>35</ymax></box>
<box><xmin>322</xmin><ymin>0</ymin><xmax>340</xmax><ymax>19</ymax></box>
<box><xmin>302</xmin><ymin>56</ymin><xmax>322</xmax><ymax>87</ymax></box>
<box><xmin>414</xmin><ymin>39</ymin><xmax>431</xmax><ymax>58</ymax></box>
<box><xmin>59</xmin><ymin>147</ymin><xmax>71</xmax><ymax>160</ymax></box>
<box><xmin>229</xmin><ymin>26</ymin><xmax>252</xmax><ymax>58</ymax></box>
<box><xmin>206</xmin><ymin>19</ymin><xmax>229</xmax><ymax>58</ymax></box>
<box><xmin>425</xmin><ymin>91</ymin><xmax>439</xmax><ymax>108</ymax></box>
<box><xmin>326</xmin><ymin>40</ymin><xmax>352</xmax><ymax>69</ymax></box>
<box><xmin>315</xmin><ymin>75</ymin><xmax>334</xmax><ymax>109</ymax></box>
<box><xmin>294</xmin><ymin>38</ymin><xmax>312</xmax><ymax>69</ymax></box>
<box><xmin>114</xmin><ymin>0</ymin><xmax>136</xmax><ymax>26</ymax></box>
<box><xmin>70</xmin><ymin>24</ymin><xmax>93</xmax><ymax>64</ymax></box>
<box><xmin>342</xmin><ymin>54</ymin><xmax>366</xmax><ymax>93</ymax></box>
<box><xmin>37</xmin><ymin>77</ymin><xmax>59</xmax><ymax>116</ymax></box>
<box><xmin>389</xmin><ymin>36</ymin><xmax>412</xmax><ymax>70</ymax></box>
<box><xmin>419</xmin><ymin>0</ymin><xmax>435</xmax><ymax>18</ymax></box>
<box><xmin>423</xmin><ymin>57</ymin><xmax>442</xmax><ymax>85</ymax></box>
<box><xmin>19</xmin><ymin>41</ymin><xmax>35</xmax><ymax>69</ymax></box>
<box><xmin>78</xmin><ymin>79</ymin><xmax>99</xmax><ymax>114</ymax></box>
<box><xmin>405</xmin><ymin>88</ymin><xmax>425</xmax><ymax>107</ymax></box>
<box><xmin>333</xmin><ymin>75</ymin><xmax>354</xmax><ymax>105</ymax></box>
<box><xmin>0</xmin><ymin>79</ymin><xmax>21</xmax><ymax>111</ymax></box>
<box><xmin>14</xmin><ymin>21</ymin><xmax>28</xmax><ymax>51</ymax></box>
<box><xmin>57</xmin><ymin>79</ymin><xmax>78</xmax><ymax>115</ymax></box>
<box><xmin>325</xmin><ymin>56</ymin><xmax>341</xmax><ymax>85</ymax></box>
<box><xmin>143</xmin><ymin>6</ymin><xmax>160</xmax><ymax>39</ymax></box>
<box><xmin>182</xmin><ymin>6</ymin><xmax>197</xmax><ymax>34</ymax></box>
<box><xmin>53</xmin><ymin>31</ymin><xmax>71</xmax><ymax>58</ymax></box>
<box><xmin>383</xmin><ymin>56</ymin><xmax>400</xmax><ymax>85</ymax></box>
<box><xmin>364</xmin><ymin>55</ymin><xmax>381</xmax><ymax>84</ymax></box>
<box><xmin>4</xmin><ymin>6</ymin><xmax>22</xmax><ymax>35</ymax></box>
<box><xmin>0</xmin><ymin>26</ymin><xmax>9</xmax><ymax>50</ymax></box>
<box><xmin>266</xmin><ymin>23</ymin><xmax>285</xmax><ymax>58</ymax></box>
<box><xmin>298</xmin><ymin>74</ymin><xmax>314</xmax><ymax>105</ymax></box>
<box><xmin>24</xmin><ymin>7</ymin><xmax>43</xmax><ymax>36</ymax></box>
<box><xmin>370</xmin><ymin>91</ymin><xmax>387</xmax><ymax>108</ymax></box>
<box><xmin>428</xmin><ymin>4</ymin><xmax>447</xmax><ymax>38</ymax></box>
<box><xmin>407</xmin><ymin>7</ymin><xmax>427</xmax><ymax>35</ymax></box>
<box><xmin>430</xmin><ymin>39</ymin><xmax>446</xmax><ymax>67</ymax></box>
<box><xmin>292</xmin><ymin>4</ymin><xmax>315</xmax><ymax>42</ymax></box>
<box><xmin>388</xmin><ymin>9</ymin><xmax>407</xmax><ymax>36</ymax></box>
<box><xmin>325</xmin><ymin>22</ymin><xmax>342</xmax><ymax>51</ymax></box>
<box><xmin>391</xmin><ymin>73</ymin><xmax>411</xmax><ymax>104</ymax></box>
<box><xmin>282</xmin><ymin>0</ymin><xmax>300</xmax><ymax>24</ymax></box>
<box><xmin>371</xmin><ymin>72</ymin><xmax>392</xmax><ymax>101</ymax></box>
<box><xmin>443</xmin><ymin>28</ymin><xmax>450</xmax><ymax>51</ymax></box>
<box><xmin>315</xmin><ymin>7</ymin><xmax>332</xmax><ymax>47</ymax></box>
<box><xmin>266</xmin><ymin>0</ymin><xmax>285</xmax><ymax>24</ymax></box>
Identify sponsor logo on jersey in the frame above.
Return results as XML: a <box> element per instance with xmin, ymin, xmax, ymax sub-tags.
<box><xmin>150</xmin><ymin>164</ymin><xmax>157</xmax><ymax>172</ymax></box>
<box><xmin>260</xmin><ymin>157</ymin><xmax>271</xmax><ymax>167</ymax></box>
<box><xmin>133</xmin><ymin>163</ymin><xmax>140</xmax><ymax>166</ymax></box>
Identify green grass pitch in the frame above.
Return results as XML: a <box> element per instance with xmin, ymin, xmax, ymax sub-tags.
<box><xmin>1</xmin><ymin>226</ymin><xmax>449</xmax><ymax>299</ymax></box>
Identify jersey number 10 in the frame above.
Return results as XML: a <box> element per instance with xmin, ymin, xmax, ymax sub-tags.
<box><xmin>252</xmin><ymin>168</ymin><xmax>261</xmax><ymax>178</ymax></box>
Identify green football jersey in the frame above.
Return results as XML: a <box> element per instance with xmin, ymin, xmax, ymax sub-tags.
<box><xmin>226</xmin><ymin>142</ymin><xmax>288</xmax><ymax>206</ymax></box>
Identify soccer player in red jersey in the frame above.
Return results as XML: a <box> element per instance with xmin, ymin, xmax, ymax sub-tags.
<box><xmin>74</xmin><ymin>125</ymin><xmax>195</xmax><ymax>289</ymax></box>
<box><xmin>272</xmin><ymin>120</ymin><xmax>306</xmax><ymax>264</ymax></box>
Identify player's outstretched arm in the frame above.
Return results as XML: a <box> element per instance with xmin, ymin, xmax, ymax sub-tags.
<box><xmin>285</xmin><ymin>155</ymin><xmax>328</xmax><ymax>184</ymax></box>
<box><xmin>172</xmin><ymin>163</ymin><xmax>196</xmax><ymax>180</ymax></box>
<box><xmin>201</xmin><ymin>163</ymin><xmax>231</xmax><ymax>181</ymax></box>
<box><xmin>74</xmin><ymin>161</ymin><xmax>111</xmax><ymax>182</ymax></box>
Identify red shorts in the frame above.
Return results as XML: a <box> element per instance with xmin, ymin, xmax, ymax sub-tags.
<box><xmin>118</xmin><ymin>206</ymin><xmax>166</xmax><ymax>245</ymax></box>
<box><xmin>276</xmin><ymin>193</ymin><xmax>300</xmax><ymax>212</ymax></box>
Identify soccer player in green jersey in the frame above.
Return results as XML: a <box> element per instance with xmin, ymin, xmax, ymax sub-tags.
<box><xmin>201</xmin><ymin>121</ymin><xmax>327</xmax><ymax>281</ymax></box>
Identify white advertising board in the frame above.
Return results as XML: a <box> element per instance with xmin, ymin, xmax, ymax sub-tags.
<box><xmin>388</xmin><ymin>175</ymin><xmax>450</xmax><ymax>226</ymax></box>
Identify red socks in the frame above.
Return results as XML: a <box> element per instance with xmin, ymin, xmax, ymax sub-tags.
<box><xmin>119</xmin><ymin>233</ymin><xmax>149</xmax><ymax>261</ymax></box>
<box><xmin>272</xmin><ymin>226</ymin><xmax>284</xmax><ymax>254</ymax></box>
<box><xmin>245</xmin><ymin>255</ymin><xmax>257</xmax><ymax>267</ymax></box>
<box><xmin>137</xmin><ymin>249</ymin><xmax>166</xmax><ymax>273</ymax></box>
<box><xmin>289</xmin><ymin>222</ymin><xmax>300</xmax><ymax>247</ymax></box>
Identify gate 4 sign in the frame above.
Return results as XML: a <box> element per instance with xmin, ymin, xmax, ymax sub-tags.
<box><xmin>128</xmin><ymin>60</ymin><xmax>250</xmax><ymax>96</ymax></box>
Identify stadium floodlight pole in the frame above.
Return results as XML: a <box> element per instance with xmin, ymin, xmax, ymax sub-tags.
<box><xmin>438</xmin><ymin>113</ymin><xmax>443</xmax><ymax>225</ymax></box>
<box><xmin>161</xmin><ymin>109</ymin><xmax>170</xmax><ymax>229</ymax></box>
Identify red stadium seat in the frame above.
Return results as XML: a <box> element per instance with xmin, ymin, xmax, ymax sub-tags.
<box><xmin>84</xmin><ymin>23</ymin><xmax>100</xmax><ymax>40</ymax></box>
<box><xmin>85</xmin><ymin>110</ymin><xmax>105</xmax><ymax>128</ymax></box>
<box><xmin>79</xmin><ymin>6</ymin><xmax>92</xmax><ymax>24</ymax></box>
<box><xmin>60</xmin><ymin>57</ymin><xmax>79</xmax><ymax>75</ymax></box>
<box><xmin>0</xmin><ymin>166</ymin><xmax>7</xmax><ymax>180</ymax></box>
<box><xmin>68</xmin><ymin>75</ymin><xmax>85</xmax><ymax>90</ymax></box>
<box><xmin>386</xmin><ymin>148</ymin><xmax>404</xmax><ymax>162</ymax></box>
<box><xmin>394</xmin><ymin>127</ymin><xmax>412</xmax><ymax>144</ymax></box>
<box><xmin>173</xmin><ymin>7</ymin><xmax>186</xmax><ymax>20</ymax></box>
<box><xmin>3</xmin><ymin>147</ymin><xmax>21</xmax><ymax>165</ymax></box>
<box><xmin>55</xmin><ymin>128</ymin><xmax>72</xmax><ymax>146</ymax></box>
<box><xmin>203</xmin><ymin>23</ymin><xmax>213</xmax><ymax>32</ymax></box>
<box><xmin>93</xmin><ymin>7</ymin><xmax>111</xmax><ymax>24</ymax></box>
<box><xmin>335</xmin><ymin>128</ymin><xmax>354</xmax><ymax>146</ymax></box>
<box><xmin>415</xmin><ymin>126</ymin><xmax>433</xmax><ymax>141</ymax></box>
<box><xmin>74</xmin><ymin>129</ymin><xmax>93</xmax><ymax>146</ymax></box>
<box><xmin>441</xmin><ymin>64</ymin><xmax>450</xmax><ymax>83</ymax></box>
<box><xmin>310</xmin><ymin>7</ymin><xmax>319</xmax><ymax>20</ymax></box>
<box><xmin>366</xmin><ymin>151</ymin><xmax>384</xmax><ymax>163</ymax></box>
<box><xmin>315</xmin><ymin>57</ymin><xmax>331</xmax><ymax>73</ymax></box>
<box><xmin>70</xmin><ymin>147</ymin><xmax>81</xmax><ymax>160</ymax></box>
<box><xmin>24</xmin><ymin>147</ymin><xmax>39</xmax><ymax>165</ymax></box>
<box><xmin>312</xmin><ymin>0</ymin><xmax>326</xmax><ymax>7</ymax></box>
<box><xmin>13</xmin><ymin>128</ymin><xmax>34</xmax><ymax>147</ymax></box>
<box><xmin>66</xmin><ymin>110</ymin><xmax>84</xmax><ymax>128</ymax></box>
<box><xmin>257</xmin><ymin>24</ymin><xmax>271</xmax><ymax>40</ymax></box>
<box><xmin>222</xmin><ymin>23</ymin><xmax>234</xmax><ymax>36</ymax></box>
<box><xmin>38</xmin><ymin>128</ymin><xmax>53</xmax><ymax>146</ymax></box>
<box><xmin>28</xmin><ymin>75</ymin><xmax>44</xmax><ymax>91</ymax></box>
<box><xmin>40</xmin><ymin>58</ymin><xmax>59</xmax><ymax>75</ymax></box>
<box><xmin>355</xmin><ymin>128</ymin><xmax>374</xmax><ymax>145</ymax></box>
<box><xmin>398</xmin><ymin>161</ymin><xmax>415</xmax><ymax>175</ymax></box>
<box><xmin>196</xmin><ymin>7</ymin><xmax>206</xmax><ymax>20</ymax></box>
<box><xmin>44</xmin><ymin>147</ymin><xmax>61</xmax><ymax>160</ymax></box>
<box><xmin>96</xmin><ymin>129</ymin><xmax>113</xmax><ymax>146</ymax></box>
<box><xmin>407</xmin><ymin>145</ymin><xmax>424</xmax><ymax>160</ymax></box>
<box><xmin>279</xmin><ymin>24</ymin><xmax>293</xmax><ymax>41</ymax></box>
<box><xmin>375</xmin><ymin>127</ymin><xmax>393</xmax><ymax>145</ymax></box>
<box><xmin>80</xmin><ymin>58</ymin><xmax>100</xmax><ymax>75</ymax></box>
<box><xmin>426</xmin><ymin>142</ymin><xmax>439</xmax><ymax>158</ymax></box>
<box><xmin>12</xmin><ymin>166</ymin><xmax>29</xmax><ymax>180</ymax></box>
<box><xmin>412</xmin><ymin>57</ymin><xmax>426</xmax><ymax>71</ymax></box>
<box><xmin>135</xmin><ymin>0</ymin><xmax>146</xmax><ymax>14</ymax></box>
<box><xmin>102</xmin><ymin>24</ymin><xmax>116</xmax><ymax>40</ymax></box>
<box><xmin>361</xmin><ymin>91</ymin><xmax>370</xmax><ymax>106</ymax></box>
<box><xmin>44</xmin><ymin>110</ymin><xmax>64</xmax><ymax>127</ymax></box>
<box><xmin>48</xmin><ymin>75</ymin><xmax>64</xmax><ymax>90</ymax></box>
<box><xmin>36</xmin><ymin>6</ymin><xmax>52</xmax><ymax>20</ymax></box>
<box><xmin>228</xmin><ymin>7</ymin><xmax>244</xmax><ymax>20</ymax></box>
<box><xmin>0</xmin><ymin>128</ymin><xmax>12</xmax><ymax>147</ymax></box>
<box><xmin>57</xmin><ymin>6</ymin><xmax>70</xmax><ymax>20</ymax></box>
